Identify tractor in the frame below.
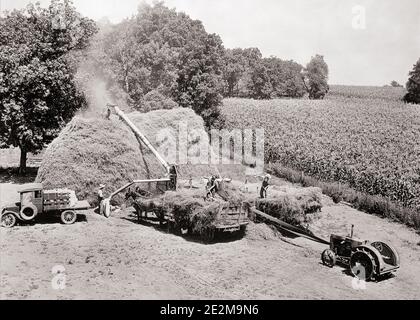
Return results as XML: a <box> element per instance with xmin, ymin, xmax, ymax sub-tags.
<box><xmin>1</xmin><ymin>183</ymin><xmax>90</xmax><ymax>228</ymax></box>
<box><xmin>321</xmin><ymin>225</ymin><xmax>400</xmax><ymax>282</ymax></box>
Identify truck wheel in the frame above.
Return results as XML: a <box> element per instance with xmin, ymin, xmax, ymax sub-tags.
<box><xmin>61</xmin><ymin>211</ymin><xmax>77</xmax><ymax>225</ymax></box>
<box><xmin>20</xmin><ymin>205</ymin><xmax>38</xmax><ymax>221</ymax></box>
<box><xmin>1</xmin><ymin>213</ymin><xmax>17</xmax><ymax>228</ymax></box>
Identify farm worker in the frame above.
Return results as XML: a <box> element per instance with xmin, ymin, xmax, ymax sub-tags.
<box><xmin>207</xmin><ymin>175</ymin><xmax>219</xmax><ymax>198</ymax></box>
<box><xmin>260</xmin><ymin>174</ymin><xmax>271</xmax><ymax>199</ymax></box>
<box><xmin>98</xmin><ymin>184</ymin><xmax>105</xmax><ymax>207</ymax></box>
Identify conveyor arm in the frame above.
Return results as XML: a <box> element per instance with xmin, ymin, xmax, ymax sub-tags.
<box><xmin>108</xmin><ymin>105</ymin><xmax>171</xmax><ymax>175</ymax></box>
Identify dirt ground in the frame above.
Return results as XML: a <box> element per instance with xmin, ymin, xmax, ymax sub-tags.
<box><xmin>1</xmin><ymin>180</ymin><xmax>420</xmax><ymax>300</ymax></box>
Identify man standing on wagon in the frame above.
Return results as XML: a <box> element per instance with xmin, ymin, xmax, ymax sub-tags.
<box><xmin>260</xmin><ymin>174</ymin><xmax>271</xmax><ymax>199</ymax></box>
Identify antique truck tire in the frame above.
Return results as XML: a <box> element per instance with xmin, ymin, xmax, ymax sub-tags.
<box><xmin>1</xmin><ymin>212</ymin><xmax>17</xmax><ymax>228</ymax></box>
<box><xmin>61</xmin><ymin>210</ymin><xmax>77</xmax><ymax>225</ymax></box>
<box><xmin>20</xmin><ymin>205</ymin><xmax>38</xmax><ymax>221</ymax></box>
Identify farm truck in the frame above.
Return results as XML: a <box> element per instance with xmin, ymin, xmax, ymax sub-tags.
<box><xmin>1</xmin><ymin>183</ymin><xmax>90</xmax><ymax>228</ymax></box>
<box><xmin>101</xmin><ymin>105</ymin><xmax>249</xmax><ymax>241</ymax></box>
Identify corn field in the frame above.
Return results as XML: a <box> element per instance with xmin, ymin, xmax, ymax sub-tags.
<box><xmin>222</xmin><ymin>93</ymin><xmax>420</xmax><ymax>210</ymax></box>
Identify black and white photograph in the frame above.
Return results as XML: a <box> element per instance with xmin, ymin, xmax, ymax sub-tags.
<box><xmin>0</xmin><ymin>0</ymin><xmax>419</xmax><ymax>304</ymax></box>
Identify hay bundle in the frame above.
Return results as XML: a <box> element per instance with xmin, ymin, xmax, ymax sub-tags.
<box><xmin>36</xmin><ymin>108</ymin><xmax>213</xmax><ymax>205</ymax></box>
<box><xmin>255</xmin><ymin>187</ymin><xmax>323</xmax><ymax>226</ymax></box>
<box><xmin>133</xmin><ymin>189</ymin><xmax>227</xmax><ymax>235</ymax></box>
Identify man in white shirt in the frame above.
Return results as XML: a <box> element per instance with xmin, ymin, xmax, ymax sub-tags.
<box><xmin>98</xmin><ymin>184</ymin><xmax>105</xmax><ymax>209</ymax></box>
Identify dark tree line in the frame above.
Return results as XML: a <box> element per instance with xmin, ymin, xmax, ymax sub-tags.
<box><xmin>404</xmin><ymin>58</ymin><xmax>420</xmax><ymax>104</ymax></box>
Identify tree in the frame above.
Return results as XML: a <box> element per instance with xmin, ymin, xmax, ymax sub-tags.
<box><xmin>222</xmin><ymin>48</ymin><xmax>262</xmax><ymax>97</ymax></box>
<box><xmin>304</xmin><ymin>55</ymin><xmax>329</xmax><ymax>99</ymax></box>
<box><xmin>390</xmin><ymin>80</ymin><xmax>403</xmax><ymax>88</ymax></box>
<box><xmin>404</xmin><ymin>58</ymin><xmax>420</xmax><ymax>104</ymax></box>
<box><xmin>0</xmin><ymin>0</ymin><xmax>97</xmax><ymax>173</ymax></box>
<box><xmin>247</xmin><ymin>57</ymin><xmax>306</xmax><ymax>99</ymax></box>
<box><xmin>102</xmin><ymin>2</ymin><xmax>226</xmax><ymax>128</ymax></box>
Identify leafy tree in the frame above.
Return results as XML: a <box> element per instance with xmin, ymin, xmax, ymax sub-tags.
<box><xmin>102</xmin><ymin>2</ymin><xmax>225</xmax><ymax>128</ymax></box>
<box><xmin>304</xmin><ymin>55</ymin><xmax>329</xmax><ymax>99</ymax></box>
<box><xmin>222</xmin><ymin>48</ymin><xmax>262</xmax><ymax>97</ymax></box>
<box><xmin>404</xmin><ymin>58</ymin><xmax>420</xmax><ymax>104</ymax></box>
<box><xmin>390</xmin><ymin>80</ymin><xmax>403</xmax><ymax>88</ymax></box>
<box><xmin>247</xmin><ymin>57</ymin><xmax>306</xmax><ymax>99</ymax></box>
<box><xmin>0</xmin><ymin>0</ymin><xmax>97</xmax><ymax>173</ymax></box>
<box><xmin>248</xmin><ymin>60</ymin><xmax>273</xmax><ymax>99</ymax></box>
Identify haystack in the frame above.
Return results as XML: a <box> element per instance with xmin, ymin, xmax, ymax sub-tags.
<box><xmin>255</xmin><ymin>187</ymin><xmax>323</xmax><ymax>226</ymax></box>
<box><xmin>36</xmin><ymin>108</ymin><xmax>225</xmax><ymax>205</ymax></box>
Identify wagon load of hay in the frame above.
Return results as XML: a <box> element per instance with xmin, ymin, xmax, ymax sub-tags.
<box><xmin>132</xmin><ymin>189</ymin><xmax>231</xmax><ymax>236</ymax></box>
<box><xmin>36</xmin><ymin>108</ymin><xmax>226</xmax><ymax>205</ymax></box>
<box><xmin>255</xmin><ymin>187</ymin><xmax>323</xmax><ymax>226</ymax></box>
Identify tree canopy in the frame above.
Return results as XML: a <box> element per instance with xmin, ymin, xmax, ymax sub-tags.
<box><xmin>100</xmin><ymin>2</ymin><xmax>225</xmax><ymax>128</ymax></box>
<box><xmin>304</xmin><ymin>55</ymin><xmax>329</xmax><ymax>100</ymax></box>
<box><xmin>0</xmin><ymin>0</ymin><xmax>97</xmax><ymax>172</ymax></box>
<box><xmin>404</xmin><ymin>58</ymin><xmax>420</xmax><ymax>104</ymax></box>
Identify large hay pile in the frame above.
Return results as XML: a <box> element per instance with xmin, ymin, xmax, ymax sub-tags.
<box><xmin>255</xmin><ymin>187</ymin><xmax>323</xmax><ymax>226</ymax></box>
<box><xmin>36</xmin><ymin>108</ymin><xmax>225</xmax><ymax>205</ymax></box>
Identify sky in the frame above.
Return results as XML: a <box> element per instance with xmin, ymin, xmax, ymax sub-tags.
<box><xmin>1</xmin><ymin>0</ymin><xmax>419</xmax><ymax>86</ymax></box>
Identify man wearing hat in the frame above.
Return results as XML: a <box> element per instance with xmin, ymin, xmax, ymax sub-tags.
<box><xmin>260</xmin><ymin>174</ymin><xmax>271</xmax><ymax>199</ymax></box>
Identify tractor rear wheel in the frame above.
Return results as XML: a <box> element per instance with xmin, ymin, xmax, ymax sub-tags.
<box><xmin>350</xmin><ymin>249</ymin><xmax>377</xmax><ymax>281</ymax></box>
<box><xmin>321</xmin><ymin>249</ymin><xmax>336</xmax><ymax>268</ymax></box>
<box><xmin>61</xmin><ymin>211</ymin><xmax>77</xmax><ymax>225</ymax></box>
<box><xmin>1</xmin><ymin>213</ymin><xmax>17</xmax><ymax>228</ymax></box>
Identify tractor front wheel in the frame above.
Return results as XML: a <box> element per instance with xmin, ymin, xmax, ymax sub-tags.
<box><xmin>321</xmin><ymin>249</ymin><xmax>336</xmax><ymax>268</ymax></box>
<box><xmin>1</xmin><ymin>213</ymin><xmax>17</xmax><ymax>228</ymax></box>
<box><xmin>61</xmin><ymin>211</ymin><xmax>77</xmax><ymax>225</ymax></box>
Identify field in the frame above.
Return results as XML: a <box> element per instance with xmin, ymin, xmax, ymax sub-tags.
<box><xmin>2</xmin><ymin>180</ymin><xmax>420</xmax><ymax>300</ymax></box>
<box><xmin>221</xmin><ymin>86</ymin><xmax>420</xmax><ymax>227</ymax></box>
<box><xmin>328</xmin><ymin>85</ymin><xmax>407</xmax><ymax>101</ymax></box>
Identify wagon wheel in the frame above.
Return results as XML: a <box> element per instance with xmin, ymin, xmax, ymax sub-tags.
<box><xmin>350</xmin><ymin>248</ymin><xmax>377</xmax><ymax>281</ymax></box>
<box><xmin>238</xmin><ymin>225</ymin><xmax>247</xmax><ymax>238</ymax></box>
<box><xmin>321</xmin><ymin>249</ymin><xmax>336</xmax><ymax>268</ymax></box>
<box><xmin>61</xmin><ymin>211</ymin><xmax>77</xmax><ymax>225</ymax></box>
<box><xmin>1</xmin><ymin>213</ymin><xmax>17</xmax><ymax>228</ymax></box>
<box><xmin>202</xmin><ymin>227</ymin><xmax>215</xmax><ymax>243</ymax></box>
